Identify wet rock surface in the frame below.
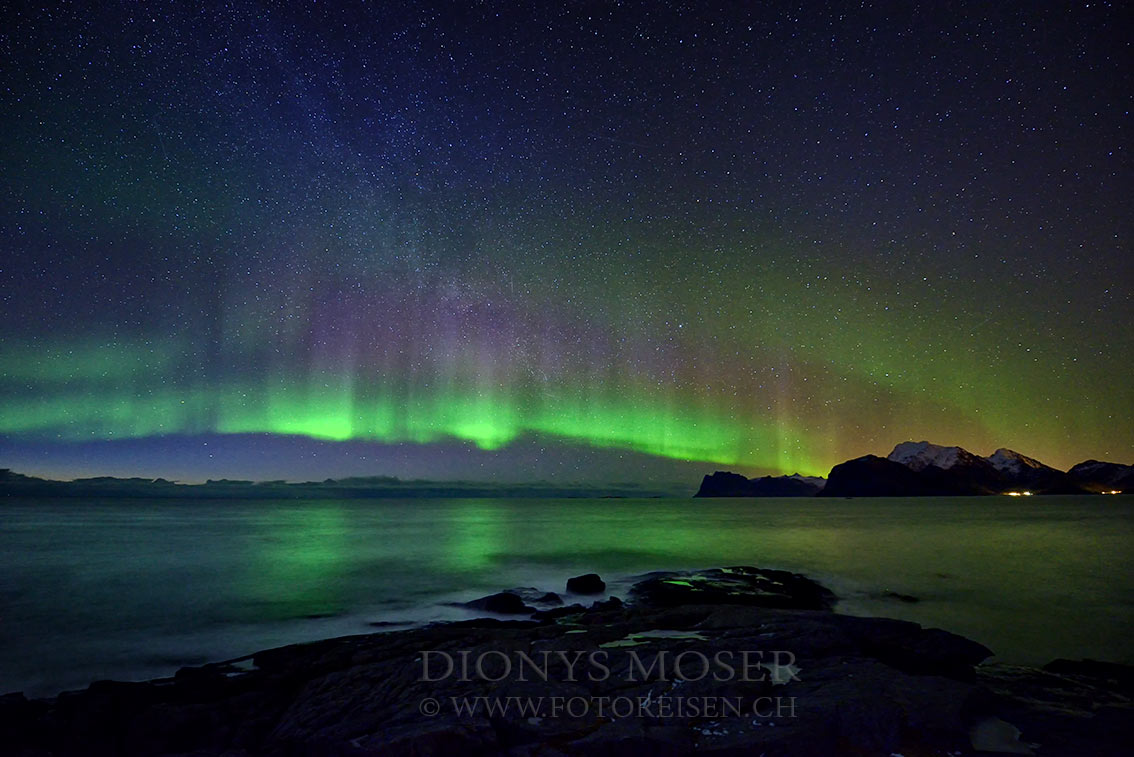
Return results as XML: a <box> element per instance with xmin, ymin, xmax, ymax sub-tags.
<box><xmin>1</xmin><ymin>567</ymin><xmax>1129</xmax><ymax>756</ymax></box>
<box><xmin>629</xmin><ymin>566</ymin><xmax>838</xmax><ymax>611</ymax></box>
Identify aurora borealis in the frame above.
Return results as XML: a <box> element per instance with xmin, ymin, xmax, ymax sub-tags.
<box><xmin>1</xmin><ymin>1</ymin><xmax>1130</xmax><ymax>483</ymax></box>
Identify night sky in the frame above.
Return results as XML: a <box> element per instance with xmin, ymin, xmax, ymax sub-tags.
<box><xmin>1</xmin><ymin>1</ymin><xmax>1130</xmax><ymax>484</ymax></box>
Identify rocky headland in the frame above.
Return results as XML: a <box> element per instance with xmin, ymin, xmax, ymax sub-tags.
<box><xmin>1</xmin><ymin>567</ymin><xmax>1130</xmax><ymax>756</ymax></box>
<box><xmin>696</xmin><ymin>442</ymin><xmax>1133</xmax><ymax>497</ymax></box>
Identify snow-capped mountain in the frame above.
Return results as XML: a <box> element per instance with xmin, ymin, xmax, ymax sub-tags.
<box><xmin>698</xmin><ymin>442</ymin><xmax>1126</xmax><ymax>498</ymax></box>
<box><xmin>887</xmin><ymin>441</ymin><xmax>989</xmax><ymax>472</ymax></box>
<box><xmin>827</xmin><ymin>441</ymin><xmax>1004</xmax><ymax>495</ymax></box>
<box><xmin>983</xmin><ymin>448</ymin><xmax>1074</xmax><ymax>491</ymax></box>
<box><xmin>884</xmin><ymin>441</ymin><xmax>1088</xmax><ymax>494</ymax></box>
<box><xmin>985</xmin><ymin>448</ymin><xmax>1054</xmax><ymax>475</ymax></box>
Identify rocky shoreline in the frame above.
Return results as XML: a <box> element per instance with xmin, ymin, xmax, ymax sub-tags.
<box><xmin>1</xmin><ymin>567</ymin><xmax>1130</xmax><ymax>756</ymax></box>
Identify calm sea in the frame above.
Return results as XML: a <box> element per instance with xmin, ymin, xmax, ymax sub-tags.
<box><xmin>1</xmin><ymin>496</ymin><xmax>1131</xmax><ymax>697</ymax></box>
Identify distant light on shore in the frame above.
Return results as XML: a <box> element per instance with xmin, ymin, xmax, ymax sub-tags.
<box><xmin>1004</xmin><ymin>491</ymin><xmax>1033</xmax><ymax>497</ymax></box>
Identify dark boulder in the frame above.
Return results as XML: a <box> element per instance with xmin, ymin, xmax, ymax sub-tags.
<box><xmin>462</xmin><ymin>591</ymin><xmax>535</xmax><ymax>615</ymax></box>
<box><xmin>565</xmin><ymin>573</ymin><xmax>606</xmax><ymax>594</ymax></box>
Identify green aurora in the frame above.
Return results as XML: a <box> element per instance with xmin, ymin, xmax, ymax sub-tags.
<box><xmin>1</xmin><ymin>2</ymin><xmax>1129</xmax><ymax>480</ymax></box>
<box><xmin>1</xmin><ymin>241</ymin><xmax>1127</xmax><ymax>479</ymax></box>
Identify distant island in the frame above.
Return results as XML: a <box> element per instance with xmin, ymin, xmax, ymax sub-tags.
<box><xmin>697</xmin><ymin>441</ymin><xmax>1132</xmax><ymax>497</ymax></box>
<box><xmin>0</xmin><ymin>469</ymin><xmax>674</xmax><ymax>500</ymax></box>
<box><xmin>4</xmin><ymin>440</ymin><xmax>1129</xmax><ymax>501</ymax></box>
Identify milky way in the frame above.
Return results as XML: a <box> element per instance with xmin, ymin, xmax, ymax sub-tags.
<box><xmin>1</xmin><ymin>2</ymin><xmax>1129</xmax><ymax>482</ymax></box>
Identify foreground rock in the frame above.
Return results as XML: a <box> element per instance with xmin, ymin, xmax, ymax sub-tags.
<box><xmin>977</xmin><ymin>661</ymin><xmax>1134</xmax><ymax>755</ymax></box>
<box><xmin>630</xmin><ymin>566</ymin><xmax>838</xmax><ymax>611</ymax></box>
<box><xmin>1</xmin><ymin>568</ymin><xmax>1129</xmax><ymax>756</ymax></box>
<box><xmin>462</xmin><ymin>591</ymin><xmax>537</xmax><ymax>615</ymax></box>
<box><xmin>565</xmin><ymin>573</ymin><xmax>606</xmax><ymax>594</ymax></box>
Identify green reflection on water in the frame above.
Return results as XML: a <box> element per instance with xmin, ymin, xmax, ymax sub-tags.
<box><xmin>246</xmin><ymin>504</ymin><xmax>350</xmax><ymax>620</ymax></box>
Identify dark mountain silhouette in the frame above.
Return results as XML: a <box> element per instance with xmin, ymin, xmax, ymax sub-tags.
<box><xmin>818</xmin><ymin>455</ymin><xmax>973</xmax><ymax>497</ymax></box>
<box><xmin>1067</xmin><ymin>460</ymin><xmax>1134</xmax><ymax>493</ymax></box>
<box><xmin>827</xmin><ymin>441</ymin><xmax>1096</xmax><ymax>497</ymax></box>
<box><xmin>699</xmin><ymin>441</ymin><xmax>1125</xmax><ymax>498</ymax></box>
<box><xmin>0</xmin><ymin>469</ymin><xmax>675</xmax><ymax>500</ymax></box>
<box><xmin>695</xmin><ymin>471</ymin><xmax>824</xmax><ymax>497</ymax></box>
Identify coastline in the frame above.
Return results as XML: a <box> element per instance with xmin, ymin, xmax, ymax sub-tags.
<box><xmin>4</xmin><ymin>494</ymin><xmax>1131</xmax><ymax>703</ymax></box>
<box><xmin>2</xmin><ymin>567</ymin><xmax>1130</xmax><ymax>756</ymax></box>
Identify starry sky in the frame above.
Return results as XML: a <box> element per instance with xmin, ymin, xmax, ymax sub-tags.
<box><xmin>1</xmin><ymin>1</ymin><xmax>1130</xmax><ymax>484</ymax></box>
